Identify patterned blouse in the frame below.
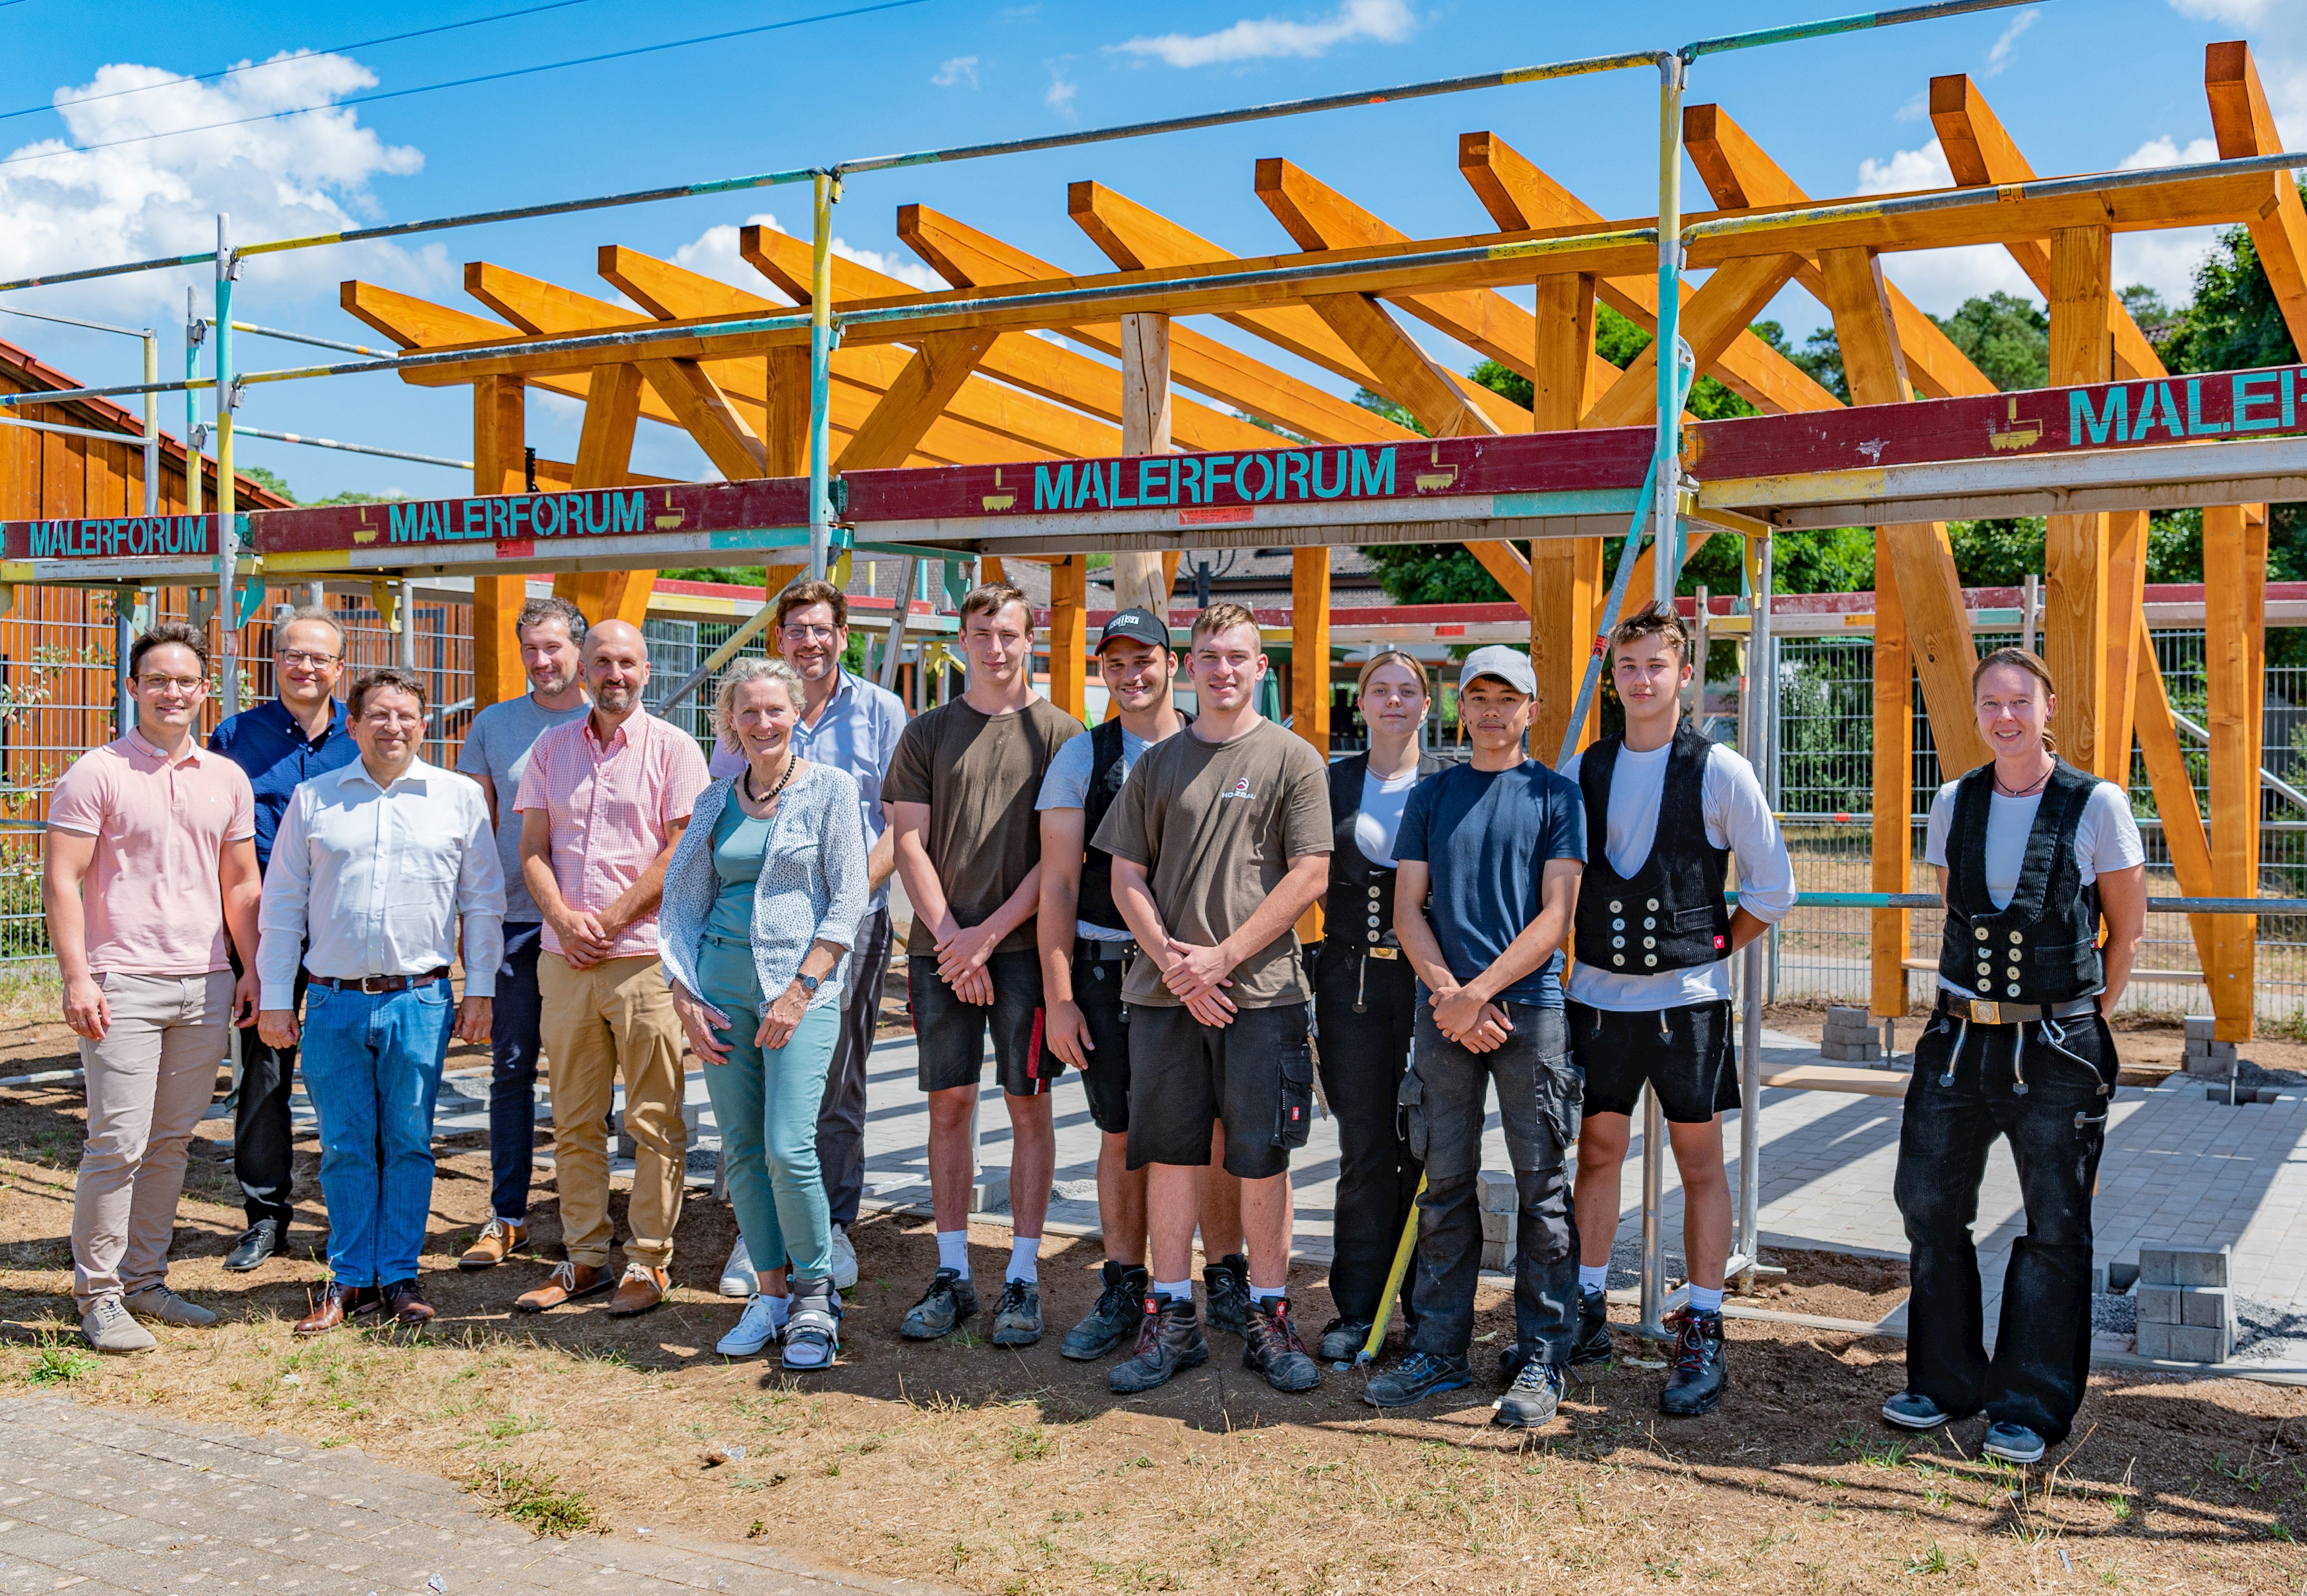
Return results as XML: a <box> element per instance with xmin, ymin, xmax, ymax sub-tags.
<box><xmin>657</xmin><ymin>764</ymin><xmax>869</xmax><ymax>1015</ymax></box>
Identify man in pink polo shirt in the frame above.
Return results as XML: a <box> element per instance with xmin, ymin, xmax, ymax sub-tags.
<box><xmin>44</xmin><ymin>621</ymin><xmax>261</xmax><ymax>1353</ymax></box>
<box><xmin>510</xmin><ymin>618</ymin><xmax>707</xmax><ymax>1318</ymax></box>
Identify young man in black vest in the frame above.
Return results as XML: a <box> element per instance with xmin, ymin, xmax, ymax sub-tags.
<box><xmin>1563</xmin><ymin>603</ymin><xmax>1796</xmax><ymax>1417</ymax></box>
<box><xmin>1035</xmin><ymin>608</ymin><xmax>1244</xmax><ymax>1359</ymax></box>
<box><xmin>1886</xmin><ymin>649</ymin><xmax>2145</xmax><ymax>1465</ymax></box>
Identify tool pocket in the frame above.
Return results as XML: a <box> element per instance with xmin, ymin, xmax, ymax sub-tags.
<box><xmin>1396</xmin><ymin>1067</ymin><xmax>1427</xmax><ymax>1163</ymax></box>
<box><xmin>1272</xmin><ymin>1034</ymin><xmax>1316</xmax><ymax>1151</ymax></box>
<box><xmin>1538</xmin><ymin>1050</ymin><xmax>1583</xmax><ymax>1160</ymax></box>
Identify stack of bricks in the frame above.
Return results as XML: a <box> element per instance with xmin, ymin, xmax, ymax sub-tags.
<box><xmin>1477</xmin><ymin>1170</ymin><xmax>1517</xmax><ymax>1271</ymax></box>
<box><xmin>1819</xmin><ymin>1005</ymin><xmax>1882</xmax><ymax>1064</ymax></box>
<box><xmin>2136</xmin><ymin>1243</ymin><xmax>2234</xmax><ymax>1363</ymax></box>
<box><xmin>2184</xmin><ymin>1015</ymin><xmax>2238</xmax><ymax>1080</ymax></box>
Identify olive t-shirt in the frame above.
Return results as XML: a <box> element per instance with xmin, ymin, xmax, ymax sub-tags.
<box><xmin>1092</xmin><ymin>717</ymin><xmax>1331</xmax><ymax>1009</ymax></box>
<box><xmin>883</xmin><ymin>696</ymin><xmax>1083</xmax><ymax>956</ymax></box>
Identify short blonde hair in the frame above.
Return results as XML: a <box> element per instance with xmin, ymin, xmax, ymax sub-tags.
<box><xmin>712</xmin><ymin>656</ymin><xmax>805</xmax><ymax>744</ymax></box>
<box><xmin>1190</xmin><ymin>602</ymin><xmax>1261</xmax><ymax>647</ymax></box>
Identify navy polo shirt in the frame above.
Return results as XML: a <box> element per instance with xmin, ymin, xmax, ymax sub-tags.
<box><xmin>208</xmin><ymin>697</ymin><xmax>359</xmax><ymax>875</ymax></box>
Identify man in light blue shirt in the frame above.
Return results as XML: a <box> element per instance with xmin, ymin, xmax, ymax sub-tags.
<box><xmin>711</xmin><ymin>579</ymin><xmax>906</xmax><ymax>1292</ymax></box>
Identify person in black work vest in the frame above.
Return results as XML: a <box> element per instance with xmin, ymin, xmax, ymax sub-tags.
<box><xmin>1564</xmin><ymin>602</ymin><xmax>1796</xmax><ymax>1419</ymax></box>
<box><xmin>1884</xmin><ymin>647</ymin><xmax>2146</xmax><ymax>1466</ymax></box>
<box><xmin>1034</xmin><ymin>608</ymin><xmax>1245</xmax><ymax>1360</ymax></box>
<box><xmin>1312</xmin><ymin>650</ymin><xmax>1445</xmax><ymax>1365</ymax></box>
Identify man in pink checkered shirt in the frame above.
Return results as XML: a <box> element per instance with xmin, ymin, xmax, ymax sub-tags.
<box><xmin>508</xmin><ymin>618</ymin><xmax>708</xmax><ymax>1319</ymax></box>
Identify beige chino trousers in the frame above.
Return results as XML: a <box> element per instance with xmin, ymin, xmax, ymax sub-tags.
<box><xmin>538</xmin><ymin>952</ymin><xmax>687</xmax><ymax>1270</ymax></box>
<box><xmin>72</xmin><ymin>971</ymin><xmax>233</xmax><ymax>1308</ymax></box>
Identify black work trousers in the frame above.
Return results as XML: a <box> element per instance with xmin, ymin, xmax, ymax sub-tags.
<box><xmin>230</xmin><ymin>945</ymin><xmax>305</xmax><ymax>1231</ymax></box>
<box><xmin>1313</xmin><ymin>945</ymin><xmax>1422</xmax><ymax>1326</ymax></box>
<box><xmin>1894</xmin><ymin>1004</ymin><xmax>2117</xmax><ymax>1447</ymax></box>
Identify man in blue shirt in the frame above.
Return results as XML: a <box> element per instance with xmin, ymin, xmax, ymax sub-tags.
<box><xmin>207</xmin><ymin>604</ymin><xmax>359</xmax><ymax>1270</ymax></box>
<box><xmin>1366</xmin><ymin>646</ymin><xmax>1586</xmax><ymax>1427</ymax></box>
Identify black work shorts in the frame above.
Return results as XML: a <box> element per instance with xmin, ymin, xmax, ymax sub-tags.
<box><xmin>1072</xmin><ymin>946</ymin><xmax>1134</xmax><ymax>1135</ymax></box>
<box><xmin>1569</xmin><ymin>998</ymin><xmax>1739</xmax><ymax>1123</ymax></box>
<box><xmin>910</xmin><ymin>948</ymin><xmax>1057</xmax><ymax>1098</ymax></box>
<box><xmin>1124</xmin><ymin>1000</ymin><xmax>1315</xmax><ymax>1181</ymax></box>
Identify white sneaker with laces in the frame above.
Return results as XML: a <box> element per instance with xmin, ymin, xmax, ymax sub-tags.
<box><xmin>830</xmin><ymin>1225</ymin><xmax>858</xmax><ymax>1291</ymax></box>
<box><xmin>715</xmin><ymin>1292</ymin><xmax>784</xmax><ymax>1357</ymax></box>
<box><xmin>719</xmin><ymin>1236</ymin><xmax>755</xmax><ymax>1298</ymax></box>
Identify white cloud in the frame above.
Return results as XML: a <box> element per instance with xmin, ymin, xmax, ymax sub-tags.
<box><xmin>1045</xmin><ymin>64</ymin><xmax>1077</xmax><ymax>115</ymax></box>
<box><xmin>1110</xmin><ymin>0</ymin><xmax>1415</xmax><ymax>68</ymax></box>
<box><xmin>932</xmin><ymin>55</ymin><xmax>979</xmax><ymax>88</ymax></box>
<box><xmin>1893</xmin><ymin>90</ymin><xmax>1929</xmax><ymax>123</ymax></box>
<box><xmin>1878</xmin><ymin>247</ymin><xmax>2042</xmax><ymax>316</ymax></box>
<box><xmin>1857</xmin><ymin>139</ymin><xmax>1954</xmax><ymax>195</ymax></box>
<box><xmin>670</xmin><ymin>211</ymin><xmax>944</xmax><ymax>298</ymax></box>
<box><xmin>2115</xmin><ymin>226</ymin><xmax>2221</xmax><ymax>305</ymax></box>
<box><xmin>0</xmin><ymin>52</ymin><xmax>437</xmax><ymax>319</ymax></box>
<box><xmin>2121</xmin><ymin>133</ymin><xmax>2221</xmax><ymax>170</ymax></box>
<box><xmin>1981</xmin><ymin>8</ymin><xmax>2039</xmax><ymax>77</ymax></box>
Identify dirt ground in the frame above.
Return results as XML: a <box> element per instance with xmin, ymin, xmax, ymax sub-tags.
<box><xmin>5</xmin><ymin>1002</ymin><xmax>2307</xmax><ymax>1594</ymax></box>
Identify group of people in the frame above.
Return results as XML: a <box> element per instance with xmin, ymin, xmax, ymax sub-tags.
<box><xmin>46</xmin><ymin>569</ymin><xmax>2148</xmax><ymax>1465</ymax></box>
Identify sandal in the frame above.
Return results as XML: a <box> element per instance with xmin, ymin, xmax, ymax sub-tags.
<box><xmin>781</xmin><ymin>1277</ymin><xmax>841</xmax><ymax>1370</ymax></box>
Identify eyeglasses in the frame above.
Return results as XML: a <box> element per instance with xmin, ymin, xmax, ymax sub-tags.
<box><xmin>136</xmin><ymin>674</ymin><xmax>206</xmax><ymax>694</ymax></box>
<box><xmin>278</xmin><ymin>649</ymin><xmax>340</xmax><ymax>668</ymax></box>
<box><xmin>781</xmin><ymin>623</ymin><xmax>840</xmax><ymax>641</ymax></box>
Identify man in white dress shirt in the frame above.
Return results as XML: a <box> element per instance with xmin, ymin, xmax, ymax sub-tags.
<box><xmin>257</xmin><ymin>667</ymin><xmax>502</xmax><ymax>1334</ymax></box>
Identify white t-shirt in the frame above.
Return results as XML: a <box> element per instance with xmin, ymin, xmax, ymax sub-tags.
<box><xmin>1036</xmin><ymin>724</ymin><xmax>1150</xmax><ymax>941</ymax></box>
<box><xmin>1561</xmin><ymin>739</ymin><xmax>1797</xmax><ymax>1012</ymax></box>
<box><xmin>1353</xmin><ymin>767</ymin><xmax>1422</xmax><ymax>869</ymax></box>
<box><xmin>1923</xmin><ymin>775</ymin><xmax>2145</xmax><ymax>999</ymax></box>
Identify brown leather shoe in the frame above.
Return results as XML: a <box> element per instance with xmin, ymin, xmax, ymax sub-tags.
<box><xmin>605</xmin><ymin>1263</ymin><xmax>669</xmax><ymax>1317</ymax></box>
<box><xmin>514</xmin><ymin>1260</ymin><xmax>610</xmax><ymax>1313</ymax></box>
<box><xmin>293</xmin><ymin>1282</ymin><xmax>379</xmax><ymax>1337</ymax></box>
<box><xmin>382</xmin><ymin>1278</ymin><xmax>435</xmax><ymax>1325</ymax></box>
<box><xmin>458</xmin><ymin>1219</ymin><xmax>528</xmax><ymax>1270</ymax></box>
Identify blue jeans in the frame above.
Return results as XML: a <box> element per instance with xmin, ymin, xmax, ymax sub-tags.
<box><xmin>300</xmin><ymin>979</ymin><xmax>453</xmax><ymax>1286</ymax></box>
<box><xmin>487</xmin><ymin>922</ymin><xmax>546</xmax><ymax>1224</ymax></box>
<box><xmin>696</xmin><ymin>935</ymin><xmax>839</xmax><ymax>1281</ymax></box>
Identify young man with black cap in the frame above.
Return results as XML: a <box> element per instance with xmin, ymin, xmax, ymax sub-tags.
<box><xmin>1035</xmin><ymin>607</ymin><xmax>1243</xmax><ymax>1361</ymax></box>
<box><xmin>1562</xmin><ymin>603</ymin><xmax>1796</xmax><ymax>1418</ymax></box>
<box><xmin>1367</xmin><ymin>646</ymin><xmax>1586</xmax><ymax>1424</ymax></box>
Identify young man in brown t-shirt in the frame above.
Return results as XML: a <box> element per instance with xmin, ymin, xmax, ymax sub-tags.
<box><xmin>1093</xmin><ymin>603</ymin><xmax>1332</xmax><ymax>1394</ymax></box>
<box><xmin>885</xmin><ymin>582</ymin><xmax>1082</xmax><ymax>1348</ymax></box>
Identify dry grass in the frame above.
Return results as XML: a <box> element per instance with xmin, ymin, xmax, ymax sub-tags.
<box><xmin>6</xmin><ymin>1044</ymin><xmax>2307</xmax><ymax>1591</ymax></box>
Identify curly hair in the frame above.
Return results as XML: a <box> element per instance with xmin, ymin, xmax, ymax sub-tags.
<box><xmin>711</xmin><ymin>656</ymin><xmax>806</xmax><ymax>745</ymax></box>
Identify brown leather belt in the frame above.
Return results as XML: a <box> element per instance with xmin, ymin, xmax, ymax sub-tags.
<box><xmin>314</xmin><ymin>967</ymin><xmax>451</xmax><ymax>994</ymax></box>
<box><xmin>1934</xmin><ymin>991</ymin><xmax>2098</xmax><ymax>1027</ymax></box>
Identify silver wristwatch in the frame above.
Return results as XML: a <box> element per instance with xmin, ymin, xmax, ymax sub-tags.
<box><xmin>796</xmin><ymin>972</ymin><xmax>821</xmax><ymax>996</ymax></box>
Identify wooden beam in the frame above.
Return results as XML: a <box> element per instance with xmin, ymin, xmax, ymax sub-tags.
<box><xmin>1871</xmin><ymin>561</ymin><xmax>1912</xmax><ymax>1019</ymax></box>
<box><xmin>1456</xmin><ymin>130</ymin><xmax>1842</xmax><ymax>417</ymax></box>
<box><xmin>2043</xmin><ymin>225</ymin><xmax>2115</xmax><ymax>776</ymax></box>
<box><xmin>896</xmin><ymin>202</ymin><xmax>1416</xmax><ymax>445</ymax></box>
<box><xmin>635</xmin><ymin>357</ymin><xmax>768</xmax><ymax>481</ymax></box>
<box><xmin>1582</xmin><ymin>251</ymin><xmax>1806</xmax><ymax>430</ymax></box>
<box><xmin>2206</xmin><ymin>41</ymin><xmax>2307</xmax><ymax>360</ymax></box>
<box><xmin>1684</xmin><ymin>104</ymin><xmax>1997</xmax><ymax>402</ymax></box>
<box><xmin>2102</xmin><ymin>509</ymin><xmax>2149</xmax><ymax>784</ymax></box>
<box><xmin>835</xmin><ymin>327</ymin><xmax>1004</xmax><ymax>473</ymax></box>
<box><xmin>2132</xmin><ymin>610</ymin><xmax>2220</xmax><ymax>984</ymax></box>
<box><xmin>1290</xmin><ymin>546</ymin><xmax>1331</xmax><ymax>755</ymax></box>
<box><xmin>472</xmin><ymin>376</ymin><xmax>527</xmax><ymax>710</ymax></box>
<box><xmin>1530</xmin><ymin>270</ymin><xmax>1601</xmax><ymax>761</ymax></box>
<box><xmin>1306</xmin><ymin>289</ymin><xmax>1502</xmax><ymax>438</ymax></box>
<box><xmin>2204</xmin><ymin>502</ymin><xmax>2265</xmax><ymax>1042</ymax></box>
<box><xmin>1049</xmin><ymin>555</ymin><xmax>1088</xmax><ymax>723</ymax></box>
<box><xmin>1111</xmin><ymin>313</ymin><xmax>1173</xmax><ymax>617</ymax></box>
<box><xmin>340</xmin><ymin>279</ymin><xmax>680</xmax><ymax>422</ymax></box>
<box><xmin>557</xmin><ymin>362</ymin><xmax>652</xmax><ymax>626</ymax></box>
<box><xmin>763</xmin><ymin>349</ymin><xmax>808</xmax><ymax>478</ymax></box>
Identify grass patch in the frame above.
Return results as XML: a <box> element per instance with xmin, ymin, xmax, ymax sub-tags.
<box><xmin>466</xmin><ymin>1461</ymin><xmax>602</xmax><ymax>1537</ymax></box>
<box><xmin>21</xmin><ymin>1341</ymin><xmax>96</xmax><ymax>1386</ymax></box>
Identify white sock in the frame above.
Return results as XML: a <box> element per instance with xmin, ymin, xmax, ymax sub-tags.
<box><xmin>1687</xmin><ymin>1285</ymin><xmax>1725</xmax><ymax>1314</ymax></box>
<box><xmin>937</xmin><ymin>1231</ymin><xmax>970</xmax><ymax>1278</ymax></box>
<box><xmin>763</xmin><ymin>1292</ymin><xmax>791</xmax><ymax>1327</ymax></box>
<box><xmin>1578</xmin><ymin>1264</ymin><xmax>1610</xmax><ymax>1294</ymax></box>
<box><xmin>1153</xmin><ymin>1278</ymin><xmax>1193</xmax><ymax>1304</ymax></box>
<box><xmin>1251</xmin><ymin>1285</ymin><xmax>1285</xmax><ymax>1309</ymax></box>
<box><xmin>1007</xmin><ymin>1236</ymin><xmax>1041</xmax><ymax>1284</ymax></box>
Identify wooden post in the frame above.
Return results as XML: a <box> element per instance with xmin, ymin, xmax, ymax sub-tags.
<box><xmin>2102</xmin><ymin>509</ymin><xmax>2149</xmax><ymax>784</ymax></box>
<box><xmin>1049</xmin><ymin>554</ymin><xmax>1087</xmax><ymax>723</ymax></box>
<box><xmin>1530</xmin><ymin>271</ymin><xmax>1601</xmax><ymax>762</ymax></box>
<box><xmin>1112</xmin><ymin>313</ymin><xmax>1172</xmax><ymax>616</ymax></box>
<box><xmin>1871</xmin><ymin>561</ymin><xmax>1912</xmax><ymax>1019</ymax></box>
<box><xmin>1291</xmin><ymin>544</ymin><xmax>1330</xmax><ymax>943</ymax></box>
<box><xmin>763</xmin><ymin>347</ymin><xmax>809</xmax><ymax>478</ymax></box>
<box><xmin>556</xmin><ymin>363</ymin><xmax>651</xmax><ymax>626</ymax></box>
<box><xmin>2204</xmin><ymin>503</ymin><xmax>2265</xmax><ymax>1042</ymax></box>
<box><xmin>472</xmin><ymin>375</ymin><xmax>527</xmax><ymax>709</ymax></box>
<box><xmin>2045</xmin><ymin>225</ymin><xmax>2115</xmax><ymax>773</ymax></box>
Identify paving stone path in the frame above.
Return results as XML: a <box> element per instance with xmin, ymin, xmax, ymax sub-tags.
<box><xmin>0</xmin><ymin>1396</ymin><xmax>956</xmax><ymax>1596</ymax></box>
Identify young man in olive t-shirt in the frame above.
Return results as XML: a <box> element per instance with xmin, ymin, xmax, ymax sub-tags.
<box><xmin>1093</xmin><ymin>603</ymin><xmax>1332</xmax><ymax>1394</ymax></box>
<box><xmin>885</xmin><ymin>582</ymin><xmax>1083</xmax><ymax>1348</ymax></box>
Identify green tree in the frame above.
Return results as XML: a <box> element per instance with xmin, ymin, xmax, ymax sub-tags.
<box><xmin>1931</xmin><ymin>292</ymin><xmax>2050</xmax><ymax>392</ymax></box>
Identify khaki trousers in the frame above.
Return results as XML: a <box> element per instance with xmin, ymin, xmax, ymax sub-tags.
<box><xmin>73</xmin><ymin>971</ymin><xmax>233</xmax><ymax>1308</ymax></box>
<box><xmin>538</xmin><ymin>952</ymin><xmax>687</xmax><ymax>1269</ymax></box>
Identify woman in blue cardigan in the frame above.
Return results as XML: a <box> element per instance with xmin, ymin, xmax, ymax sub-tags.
<box><xmin>661</xmin><ymin>656</ymin><xmax>868</xmax><ymax>1368</ymax></box>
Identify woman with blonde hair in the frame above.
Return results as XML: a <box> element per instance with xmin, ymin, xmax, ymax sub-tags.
<box><xmin>1311</xmin><ymin>649</ymin><xmax>1445</xmax><ymax>1363</ymax></box>
<box><xmin>1885</xmin><ymin>646</ymin><xmax>2146</xmax><ymax>1464</ymax></box>
<box><xmin>660</xmin><ymin>656</ymin><xmax>867</xmax><ymax>1369</ymax></box>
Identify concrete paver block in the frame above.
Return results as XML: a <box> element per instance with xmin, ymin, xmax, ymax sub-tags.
<box><xmin>1477</xmin><ymin>1170</ymin><xmax>1517</xmax><ymax>1214</ymax></box>
<box><xmin>2137</xmin><ymin>1320</ymin><xmax>2232</xmax><ymax>1362</ymax></box>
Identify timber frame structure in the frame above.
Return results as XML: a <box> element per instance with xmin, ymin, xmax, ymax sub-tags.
<box><xmin>0</xmin><ymin>24</ymin><xmax>2300</xmax><ymax>1068</ymax></box>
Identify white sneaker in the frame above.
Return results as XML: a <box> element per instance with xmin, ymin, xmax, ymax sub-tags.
<box><xmin>715</xmin><ymin>1293</ymin><xmax>784</xmax><ymax>1357</ymax></box>
<box><xmin>830</xmin><ymin>1225</ymin><xmax>859</xmax><ymax>1291</ymax></box>
<box><xmin>719</xmin><ymin>1236</ymin><xmax>755</xmax><ymax>1298</ymax></box>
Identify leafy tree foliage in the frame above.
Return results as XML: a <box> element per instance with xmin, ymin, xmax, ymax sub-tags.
<box><xmin>1933</xmin><ymin>292</ymin><xmax>2050</xmax><ymax>392</ymax></box>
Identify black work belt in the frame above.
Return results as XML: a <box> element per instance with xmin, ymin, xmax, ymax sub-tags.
<box><xmin>1076</xmin><ymin>937</ymin><xmax>1138</xmax><ymax>962</ymax></box>
<box><xmin>1322</xmin><ymin>940</ymin><xmax>1400</xmax><ymax>960</ymax></box>
<box><xmin>313</xmin><ymin>966</ymin><xmax>451</xmax><ymax>994</ymax></box>
<box><xmin>1934</xmin><ymin>991</ymin><xmax>2097</xmax><ymax>1027</ymax></box>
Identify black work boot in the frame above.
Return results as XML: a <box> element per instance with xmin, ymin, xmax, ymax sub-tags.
<box><xmin>1242</xmin><ymin>1298</ymin><xmax>1322</xmax><ymax>1393</ymax></box>
<box><xmin>1204</xmin><ymin>1252</ymin><xmax>1250</xmax><ymax>1336</ymax></box>
<box><xmin>1659</xmin><ymin>1307</ymin><xmax>1726</xmax><ymax>1417</ymax></box>
<box><xmin>1571</xmin><ymin>1286</ymin><xmax>1615</xmax><ymax>1365</ymax></box>
<box><xmin>1062</xmin><ymin>1261</ymin><xmax>1149</xmax><ymax>1361</ymax></box>
<box><xmin>899</xmin><ymin>1267</ymin><xmax>980</xmax><ymax>1340</ymax></box>
<box><xmin>1109</xmin><ymin>1293</ymin><xmax>1209</xmax><ymax>1394</ymax></box>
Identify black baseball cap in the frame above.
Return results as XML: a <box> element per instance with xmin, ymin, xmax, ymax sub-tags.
<box><xmin>1097</xmin><ymin>607</ymin><xmax>1173</xmax><ymax>653</ymax></box>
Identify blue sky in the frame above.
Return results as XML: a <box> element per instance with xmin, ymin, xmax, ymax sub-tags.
<box><xmin>0</xmin><ymin>0</ymin><xmax>2296</xmax><ymax>500</ymax></box>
